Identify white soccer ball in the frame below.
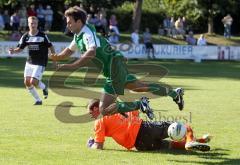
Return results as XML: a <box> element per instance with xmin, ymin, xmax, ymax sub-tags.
<box><xmin>168</xmin><ymin>122</ymin><xmax>187</xmax><ymax>141</ymax></box>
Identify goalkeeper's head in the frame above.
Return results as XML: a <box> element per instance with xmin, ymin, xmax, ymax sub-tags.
<box><xmin>87</xmin><ymin>99</ymin><xmax>100</xmax><ymax>119</ymax></box>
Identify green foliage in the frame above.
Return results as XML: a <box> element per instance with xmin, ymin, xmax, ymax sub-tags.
<box><xmin>64</xmin><ymin>0</ymin><xmax>132</xmax><ymax>9</ymax></box>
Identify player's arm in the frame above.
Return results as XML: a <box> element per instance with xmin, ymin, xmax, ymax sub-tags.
<box><xmin>87</xmin><ymin>137</ymin><xmax>104</xmax><ymax>150</ymax></box>
<box><xmin>91</xmin><ymin>142</ymin><xmax>104</xmax><ymax>150</ymax></box>
<box><xmin>58</xmin><ymin>47</ymin><xmax>96</xmax><ymax>69</ymax></box>
<box><xmin>8</xmin><ymin>47</ymin><xmax>23</xmax><ymax>54</ymax></box>
<box><xmin>50</xmin><ymin>47</ymin><xmax>74</xmax><ymax>61</ymax></box>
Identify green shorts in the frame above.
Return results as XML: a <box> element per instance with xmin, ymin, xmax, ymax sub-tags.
<box><xmin>103</xmin><ymin>56</ymin><xmax>137</xmax><ymax>95</ymax></box>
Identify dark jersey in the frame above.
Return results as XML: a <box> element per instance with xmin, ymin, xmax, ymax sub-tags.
<box><xmin>18</xmin><ymin>31</ymin><xmax>52</xmax><ymax>67</ymax></box>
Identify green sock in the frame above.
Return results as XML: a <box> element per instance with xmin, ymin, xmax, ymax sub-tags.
<box><xmin>117</xmin><ymin>101</ymin><xmax>141</xmax><ymax>113</ymax></box>
<box><xmin>168</xmin><ymin>89</ymin><xmax>177</xmax><ymax>99</ymax></box>
<box><xmin>148</xmin><ymin>83</ymin><xmax>177</xmax><ymax>99</ymax></box>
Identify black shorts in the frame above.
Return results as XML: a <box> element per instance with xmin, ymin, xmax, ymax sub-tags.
<box><xmin>134</xmin><ymin>121</ymin><xmax>173</xmax><ymax>151</ymax></box>
<box><xmin>145</xmin><ymin>42</ymin><xmax>154</xmax><ymax>49</ymax></box>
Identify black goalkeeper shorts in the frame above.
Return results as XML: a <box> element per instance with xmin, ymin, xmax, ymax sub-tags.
<box><xmin>134</xmin><ymin>121</ymin><xmax>173</xmax><ymax>151</ymax></box>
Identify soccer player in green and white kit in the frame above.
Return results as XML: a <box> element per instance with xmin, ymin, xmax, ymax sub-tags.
<box><xmin>50</xmin><ymin>6</ymin><xmax>184</xmax><ymax>119</ymax></box>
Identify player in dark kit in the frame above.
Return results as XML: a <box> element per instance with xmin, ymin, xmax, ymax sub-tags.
<box><xmin>9</xmin><ymin>16</ymin><xmax>55</xmax><ymax>105</ymax></box>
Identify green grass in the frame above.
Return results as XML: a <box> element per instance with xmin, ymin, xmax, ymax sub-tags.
<box><xmin>0</xmin><ymin>58</ymin><xmax>240</xmax><ymax>165</ymax></box>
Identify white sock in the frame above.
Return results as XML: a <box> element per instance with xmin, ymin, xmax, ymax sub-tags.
<box><xmin>28</xmin><ymin>86</ymin><xmax>41</xmax><ymax>102</ymax></box>
<box><xmin>38</xmin><ymin>81</ymin><xmax>46</xmax><ymax>90</ymax></box>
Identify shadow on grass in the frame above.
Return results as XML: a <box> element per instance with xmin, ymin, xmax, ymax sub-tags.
<box><xmin>104</xmin><ymin>147</ymin><xmax>237</xmax><ymax>164</ymax></box>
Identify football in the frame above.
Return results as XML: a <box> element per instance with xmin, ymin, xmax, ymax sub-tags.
<box><xmin>168</xmin><ymin>122</ymin><xmax>187</xmax><ymax>141</ymax></box>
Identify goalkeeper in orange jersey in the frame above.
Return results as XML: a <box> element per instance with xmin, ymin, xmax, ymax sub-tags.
<box><xmin>87</xmin><ymin>99</ymin><xmax>212</xmax><ymax>151</ymax></box>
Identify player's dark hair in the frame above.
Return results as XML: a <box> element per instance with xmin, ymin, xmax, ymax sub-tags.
<box><xmin>65</xmin><ymin>6</ymin><xmax>87</xmax><ymax>24</ymax></box>
<box><xmin>87</xmin><ymin>98</ymin><xmax>100</xmax><ymax>111</ymax></box>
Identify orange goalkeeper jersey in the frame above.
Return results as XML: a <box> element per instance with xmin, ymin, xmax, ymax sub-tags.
<box><xmin>94</xmin><ymin>111</ymin><xmax>143</xmax><ymax>150</ymax></box>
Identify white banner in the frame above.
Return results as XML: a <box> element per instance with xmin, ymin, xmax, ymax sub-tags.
<box><xmin>1</xmin><ymin>41</ymin><xmax>240</xmax><ymax>61</ymax></box>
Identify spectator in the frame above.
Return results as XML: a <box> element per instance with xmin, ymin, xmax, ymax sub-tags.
<box><xmin>222</xmin><ymin>14</ymin><xmax>233</xmax><ymax>38</ymax></box>
<box><xmin>10</xmin><ymin>11</ymin><xmax>20</xmax><ymax>32</ymax></box>
<box><xmin>197</xmin><ymin>34</ymin><xmax>207</xmax><ymax>46</ymax></box>
<box><xmin>36</xmin><ymin>4</ymin><xmax>46</xmax><ymax>31</ymax></box>
<box><xmin>108</xmin><ymin>28</ymin><xmax>119</xmax><ymax>44</ymax></box>
<box><xmin>143</xmin><ymin>27</ymin><xmax>155</xmax><ymax>59</ymax></box>
<box><xmin>27</xmin><ymin>4</ymin><xmax>37</xmax><ymax>17</ymax></box>
<box><xmin>18</xmin><ymin>5</ymin><xmax>27</xmax><ymax>32</ymax></box>
<box><xmin>3</xmin><ymin>10</ymin><xmax>10</xmax><ymax>30</ymax></box>
<box><xmin>131</xmin><ymin>29</ymin><xmax>139</xmax><ymax>45</ymax></box>
<box><xmin>186</xmin><ymin>31</ymin><xmax>196</xmax><ymax>45</ymax></box>
<box><xmin>158</xmin><ymin>25</ymin><xmax>164</xmax><ymax>36</ymax></box>
<box><xmin>109</xmin><ymin>14</ymin><xmax>120</xmax><ymax>36</ymax></box>
<box><xmin>98</xmin><ymin>7</ymin><xmax>106</xmax><ymax>18</ymax></box>
<box><xmin>170</xmin><ymin>17</ymin><xmax>176</xmax><ymax>38</ymax></box>
<box><xmin>175</xmin><ymin>17</ymin><xmax>185</xmax><ymax>38</ymax></box>
<box><xmin>0</xmin><ymin>11</ymin><xmax>5</xmax><ymax>30</ymax></box>
<box><xmin>86</xmin><ymin>14</ymin><xmax>95</xmax><ymax>25</ymax></box>
<box><xmin>88</xmin><ymin>4</ymin><xmax>96</xmax><ymax>18</ymax></box>
<box><xmin>45</xmin><ymin>5</ymin><xmax>53</xmax><ymax>32</ymax></box>
<box><xmin>99</xmin><ymin>13</ymin><xmax>108</xmax><ymax>36</ymax></box>
<box><xmin>163</xmin><ymin>16</ymin><xmax>171</xmax><ymax>36</ymax></box>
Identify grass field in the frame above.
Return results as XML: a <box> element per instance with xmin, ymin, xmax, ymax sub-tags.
<box><xmin>0</xmin><ymin>58</ymin><xmax>240</xmax><ymax>165</ymax></box>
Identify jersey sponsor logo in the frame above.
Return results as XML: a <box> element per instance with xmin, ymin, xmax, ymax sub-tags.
<box><xmin>28</xmin><ymin>44</ymin><xmax>40</xmax><ymax>51</ymax></box>
<box><xmin>27</xmin><ymin>36</ymin><xmax>44</xmax><ymax>43</ymax></box>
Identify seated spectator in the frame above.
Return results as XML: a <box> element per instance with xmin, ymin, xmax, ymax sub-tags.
<box><xmin>163</xmin><ymin>16</ymin><xmax>171</xmax><ymax>36</ymax></box>
<box><xmin>10</xmin><ymin>11</ymin><xmax>20</xmax><ymax>32</ymax></box>
<box><xmin>175</xmin><ymin>17</ymin><xmax>185</xmax><ymax>38</ymax></box>
<box><xmin>99</xmin><ymin>13</ymin><xmax>108</xmax><ymax>36</ymax></box>
<box><xmin>143</xmin><ymin>27</ymin><xmax>155</xmax><ymax>59</ymax></box>
<box><xmin>108</xmin><ymin>29</ymin><xmax>119</xmax><ymax>44</ymax></box>
<box><xmin>92</xmin><ymin>13</ymin><xmax>102</xmax><ymax>32</ymax></box>
<box><xmin>86</xmin><ymin>14</ymin><xmax>95</xmax><ymax>25</ymax></box>
<box><xmin>158</xmin><ymin>25</ymin><xmax>164</xmax><ymax>36</ymax></box>
<box><xmin>197</xmin><ymin>34</ymin><xmax>207</xmax><ymax>46</ymax></box>
<box><xmin>131</xmin><ymin>29</ymin><xmax>140</xmax><ymax>45</ymax></box>
<box><xmin>109</xmin><ymin>14</ymin><xmax>120</xmax><ymax>35</ymax></box>
<box><xmin>170</xmin><ymin>17</ymin><xmax>176</xmax><ymax>38</ymax></box>
<box><xmin>186</xmin><ymin>31</ymin><xmax>196</xmax><ymax>45</ymax></box>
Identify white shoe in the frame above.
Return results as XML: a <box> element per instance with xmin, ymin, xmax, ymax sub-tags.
<box><xmin>173</xmin><ymin>88</ymin><xmax>184</xmax><ymax>110</ymax></box>
<box><xmin>185</xmin><ymin>141</ymin><xmax>210</xmax><ymax>152</ymax></box>
<box><xmin>140</xmin><ymin>97</ymin><xmax>155</xmax><ymax>120</ymax></box>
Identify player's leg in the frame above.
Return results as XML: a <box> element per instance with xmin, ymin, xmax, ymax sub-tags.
<box><xmin>169</xmin><ymin>125</ymin><xmax>210</xmax><ymax>151</ymax></box>
<box><xmin>103</xmin><ymin>80</ymin><xmax>154</xmax><ymax>119</ymax></box>
<box><xmin>31</xmin><ymin>65</ymin><xmax>48</xmax><ymax>99</ymax></box>
<box><xmin>103</xmin><ymin>56</ymin><xmax>153</xmax><ymax>119</ymax></box>
<box><xmin>99</xmin><ymin>92</ymin><xmax>142</xmax><ymax>117</ymax></box>
<box><xmin>24</xmin><ymin>63</ymin><xmax>42</xmax><ymax>105</ymax></box>
<box><xmin>184</xmin><ymin>124</ymin><xmax>210</xmax><ymax>151</ymax></box>
<box><xmin>125</xmin><ymin>79</ymin><xmax>184</xmax><ymax>110</ymax></box>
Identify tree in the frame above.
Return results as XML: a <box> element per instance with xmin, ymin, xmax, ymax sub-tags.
<box><xmin>197</xmin><ymin>0</ymin><xmax>238</xmax><ymax>34</ymax></box>
<box><xmin>161</xmin><ymin>0</ymin><xmax>239</xmax><ymax>34</ymax></box>
<box><xmin>132</xmin><ymin>0</ymin><xmax>143</xmax><ymax>31</ymax></box>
